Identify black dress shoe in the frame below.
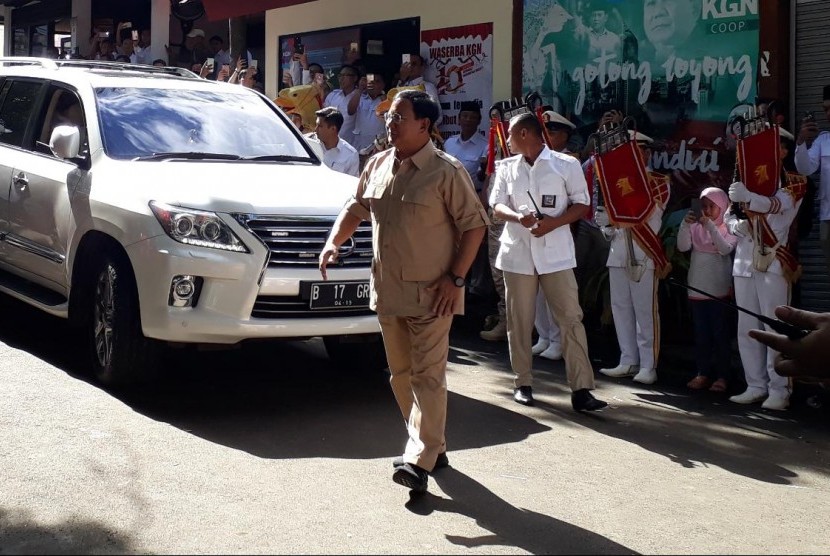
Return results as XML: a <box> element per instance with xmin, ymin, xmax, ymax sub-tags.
<box><xmin>392</xmin><ymin>452</ymin><xmax>449</xmax><ymax>470</ymax></box>
<box><xmin>392</xmin><ymin>463</ymin><xmax>429</xmax><ymax>493</ymax></box>
<box><xmin>514</xmin><ymin>386</ymin><xmax>534</xmax><ymax>406</ymax></box>
<box><xmin>572</xmin><ymin>388</ymin><xmax>608</xmax><ymax>412</ymax></box>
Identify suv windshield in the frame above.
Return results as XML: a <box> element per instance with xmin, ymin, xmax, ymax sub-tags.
<box><xmin>95</xmin><ymin>87</ymin><xmax>314</xmax><ymax>161</ymax></box>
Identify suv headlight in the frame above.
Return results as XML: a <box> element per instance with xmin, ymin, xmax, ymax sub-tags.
<box><xmin>149</xmin><ymin>201</ymin><xmax>248</xmax><ymax>253</ymax></box>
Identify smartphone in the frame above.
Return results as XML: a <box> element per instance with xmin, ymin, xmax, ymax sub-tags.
<box><xmin>131</xmin><ymin>30</ymin><xmax>139</xmax><ymax>41</ymax></box>
<box><xmin>690</xmin><ymin>198</ymin><xmax>702</xmax><ymax>219</ymax></box>
<box><xmin>250</xmin><ymin>59</ymin><xmax>258</xmax><ymax>70</ymax></box>
<box><xmin>204</xmin><ymin>57</ymin><xmax>215</xmax><ymax>71</ymax></box>
<box><xmin>295</xmin><ymin>43</ymin><xmax>304</xmax><ymax>54</ymax></box>
<box><xmin>402</xmin><ymin>53</ymin><xmax>411</xmax><ymax>65</ymax></box>
<box><xmin>99</xmin><ymin>31</ymin><xmax>110</xmax><ymax>39</ymax></box>
<box><xmin>314</xmin><ymin>73</ymin><xmax>325</xmax><ymax>85</ymax></box>
<box><xmin>350</xmin><ymin>42</ymin><xmax>359</xmax><ymax>53</ymax></box>
<box><xmin>221</xmin><ymin>64</ymin><xmax>230</xmax><ymax>75</ymax></box>
<box><xmin>366</xmin><ymin>74</ymin><xmax>375</xmax><ymax>82</ymax></box>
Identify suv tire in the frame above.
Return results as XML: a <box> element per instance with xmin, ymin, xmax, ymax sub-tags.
<box><xmin>323</xmin><ymin>333</ymin><xmax>388</xmax><ymax>373</ymax></box>
<box><xmin>89</xmin><ymin>254</ymin><xmax>159</xmax><ymax>387</ymax></box>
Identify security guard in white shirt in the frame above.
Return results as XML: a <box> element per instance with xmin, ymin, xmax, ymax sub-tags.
<box><xmin>490</xmin><ymin>113</ymin><xmax>607</xmax><ymax>411</ymax></box>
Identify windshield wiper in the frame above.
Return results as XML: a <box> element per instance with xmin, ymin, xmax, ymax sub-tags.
<box><xmin>241</xmin><ymin>155</ymin><xmax>314</xmax><ymax>163</ymax></box>
<box><xmin>133</xmin><ymin>152</ymin><xmax>243</xmax><ymax>161</ymax></box>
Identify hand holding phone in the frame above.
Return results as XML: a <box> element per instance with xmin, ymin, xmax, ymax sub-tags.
<box><xmin>690</xmin><ymin>198</ymin><xmax>702</xmax><ymax>219</ymax></box>
<box><xmin>131</xmin><ymin>30</ymin><xmax>139</xmax><ymax>42</ymax></box>
<box><xmin>314</xmin><ymin>73</ymin><xmax>325</xmax><ymax>86</ymax></box>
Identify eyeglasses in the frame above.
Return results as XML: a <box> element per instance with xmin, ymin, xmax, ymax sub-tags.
<box><xmin>384</xmin><ymin>112</ymin><xmax>408</xmax><ymax>124</ymax></box>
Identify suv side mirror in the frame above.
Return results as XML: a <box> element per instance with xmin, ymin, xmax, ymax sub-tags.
<box><xmin>50</xmin><ymin>125</ymin><xmax>81</xmax><ymax>160</ymax></box>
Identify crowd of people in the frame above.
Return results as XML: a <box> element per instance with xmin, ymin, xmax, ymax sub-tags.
<box><xmin>312</xmin><ymin>65</ymin><xmax>829</xmax><ymax>494</ymax></box>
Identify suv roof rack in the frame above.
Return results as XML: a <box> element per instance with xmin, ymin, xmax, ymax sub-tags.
<box><xmin>0</xmin><ymin>57</ymin><xmax>201</xmax><ymax>79</ymax></box>
<box><xmin>0</xmin><ymin>57</ymin><xmax>58</xmax><ymax>69</ymax></box>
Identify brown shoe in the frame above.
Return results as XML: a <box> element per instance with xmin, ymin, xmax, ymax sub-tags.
<box><xmin>687</xmin><ymin>375</ymin><xmax>712</xmax><ymax>390</ymax></box>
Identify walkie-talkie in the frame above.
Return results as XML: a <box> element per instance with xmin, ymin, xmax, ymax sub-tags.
<box><xmin>526</xmin><ymin>190</ymin><xmax>545</xmax><ymax>220</ymax></box>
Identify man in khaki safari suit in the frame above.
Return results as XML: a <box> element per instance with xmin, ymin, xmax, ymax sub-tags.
<box><xmin>319</xmin><ymin>90</ymin><xmax>488</xmax><ymax>494</ymax></box>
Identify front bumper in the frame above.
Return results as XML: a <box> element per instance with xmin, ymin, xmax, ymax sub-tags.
<box><xmin>125</xmin><ymin>234</ymin><xmax>379</xmax><ymax>344</ymax></box>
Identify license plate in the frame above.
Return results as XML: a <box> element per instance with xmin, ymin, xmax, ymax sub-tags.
<box><xmin>306</xmin><ymin>281</ymin><xmax>371</xmax><ymax>310</ymax></box>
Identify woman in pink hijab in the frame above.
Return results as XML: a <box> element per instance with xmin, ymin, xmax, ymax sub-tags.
<box><xmin>677</xmin><ymin>187</ymin><xmax>739</xmax><ymax>392</ymax></box>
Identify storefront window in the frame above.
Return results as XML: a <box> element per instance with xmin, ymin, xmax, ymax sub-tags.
<box><xmin>12</xmin><ymin>28</ymin><xmax>28</xmax><ymax>57</ymax></box>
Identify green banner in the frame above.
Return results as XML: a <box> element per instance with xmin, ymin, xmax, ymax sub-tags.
<box><xmin>522</xmin><ymin>0</ymin><xmax>761</xmax><ymax>194</ymax></box>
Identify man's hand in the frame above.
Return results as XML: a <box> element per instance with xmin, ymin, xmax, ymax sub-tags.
<box><xmin>518</xmin><ymin>213</ymin><xmax>539</xmax><ymax>228</ymax></box>
<box><xmin>427</xmin><ymin>275</ymin><xmax>462</xmax><ymax>317</ymax></box>
<box><xmin>748</xmin><ymin>306</ymin><xmax>830</xmax><ymax>379</ymax></box>
<box><xmin>398</xmin><ymin>62</ymin><xmax>412</xmax><ymax>83</ymax></box>
<box><xmin>728</xmin><ymin>181</ymin><xmax>751</xmax><ymax>203</ymax></box>
<box><xmin>357</xmin><ymin>76</ymin><xmax>368</xmax><ymax>94</ymax></box>
<box><xmin>798</xmin><ymin>116</ymin><xmax>819</xmax><ymax>145</ymax></box>
<box><xmin>318</xmin><ymin>243</ymin><xmax>339</xmax><ymax>280</ymax></box>
<box><xmin>530</xmin><ymin>215</ymin><xmax>559</xmax><ymax>237</ymax></box>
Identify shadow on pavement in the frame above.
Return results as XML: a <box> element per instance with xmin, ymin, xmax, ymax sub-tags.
<box><xmin>0</xmin><ymin>507</ymin><xmax>139</xmax><ymax>554</ymax></box>
<box><xmin>405</xmin><ymin>468</ymin><xmax>636</xmax><ymax>555</ymax></box>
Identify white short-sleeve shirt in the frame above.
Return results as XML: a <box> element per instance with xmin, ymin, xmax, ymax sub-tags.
<box><xmin>490</xmin><ymin>147</ymin><xmax>590</xmax><ymax>275</ymax></box>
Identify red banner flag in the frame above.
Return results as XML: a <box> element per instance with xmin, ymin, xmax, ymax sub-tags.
<box><xmin>737</xmin><ymin>126</ymin><xmax>781</xmax><ymax>197</ymax></box>
<box><xmin>593</xmin><ymin>141</ymin><xmax>654</xmax><ymax>226</ymax></box>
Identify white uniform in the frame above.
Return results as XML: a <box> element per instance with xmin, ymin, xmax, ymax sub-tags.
<box><xmin>490</xmin><ymin>147</ymin><xmax>596</xmax><ymax>392</ymax></box>
<box><xmin>351</xmin><ymin>93</ymin><xmax>386</xmax><ymax>153</ymax></box>
<box><xmin>323</xmin><ymin>88</ymin><xmax>359</xmax><ymax>145</ymax></box>
<box><xmin>601</xmin><ymin>206</ymin><xmax>664</xmax><ymax>371</ymax></box>
<box><xmin>725</xmin><ymin>186</ymin><xmax>802</xmax><ymax>401</ymax></box>
<box><xmin>310</xmin><ymin>136</ymin><xmax>359</xmax><ymax>177</ymax></box>
<box><xmin>443</xmin><ymin>132</ymin><xmax>487</xmax><ymax>192</ymax></box>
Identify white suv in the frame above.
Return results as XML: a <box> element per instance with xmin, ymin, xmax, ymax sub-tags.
<box><xmin>0</xmin><ymin>58</ymin><xmax>382</xmax><ymax>386</ymax></box>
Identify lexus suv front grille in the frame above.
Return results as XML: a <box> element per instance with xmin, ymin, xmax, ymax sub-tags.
<box><xmin>235</xmin><ymin>215</ymin><xmax>372</xmax><ymax>268</ymax></box>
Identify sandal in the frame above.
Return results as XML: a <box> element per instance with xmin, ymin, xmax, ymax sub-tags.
<box><xmin>709</xmin><ymin>378</ymin><xmax>728</xmax><ymax>393</ymax></box>
<box><xmin>687</xmin><ymin>375</ymin><xmax>712</xmax><ymax>390</ymax></box>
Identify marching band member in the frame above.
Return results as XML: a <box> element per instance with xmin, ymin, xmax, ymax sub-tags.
<box><xmin>726</xmin><ymin>128</ymin><xmax>805</xmax><ymax>411</ymax></box>
<box><xmin>598</xmin><ymin>131</ymin><xmax>669</xmax><ymax>385</ymax></box>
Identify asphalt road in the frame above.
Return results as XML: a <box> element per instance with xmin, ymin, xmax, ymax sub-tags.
<box><xmin>1</xmin><ymin>294</ymin><xmax>829</xmax><ymax>555</ymax></box>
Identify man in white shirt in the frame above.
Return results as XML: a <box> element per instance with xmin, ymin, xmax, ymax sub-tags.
<box><xmin>312</xmin><ymin>107</ymin><xmax>359</xmax><ymax>177</ymax></box>
<box><xmin>323</xmin><ymin>65</ymin><xmax>360</xmax><ymax>146</ymax></box>
<box><xmin>348</xmin><ymin>72</ymin><xmax>387</xmax><ymax>155</ymax></box>
<box><xmin>490</xmin><ymin>113</ymin><xmax>607</xmax><ymax>412</ymax></box>
<box><xmin>794</xmin><ymin>84</ymin><xmax>830</xmax><ymax>280</ymax></box>
<box><xmin>397</xmin><ymin>53</ymin><xmax>442</xmax><ymax>127</ymax></box>
<box><xmin>443</xmin><ymin>102</ymin><xmax>488</xmax><ymax>202</ymax></box>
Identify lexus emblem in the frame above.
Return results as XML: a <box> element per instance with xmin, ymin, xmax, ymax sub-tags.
<box><xmin>338</xmin><ymin>236</ymin><xmax>356</xmax><ymax>258</ymax></box>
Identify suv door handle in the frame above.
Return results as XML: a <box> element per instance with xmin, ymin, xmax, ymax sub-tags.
<box><xmin>13</xmin><ymin>172</ymin><xmax>28</xmax><ymax>190</ymax></box>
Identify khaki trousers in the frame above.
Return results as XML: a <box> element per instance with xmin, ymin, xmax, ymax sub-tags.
<box><xmin>378</xmin><ymin>313</ymin><xmax>453</xmax><ymax>472</ymax></box>
<box><xmin>504</xmin><ymin>269</ymin><xmax>595</xmax><ymax>391</ymax></box>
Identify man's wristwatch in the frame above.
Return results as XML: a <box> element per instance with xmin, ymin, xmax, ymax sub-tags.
<box><xmin>448</xmin><ymin>272</ymin><xmax>465</xmax><ymax>287</ymax></box>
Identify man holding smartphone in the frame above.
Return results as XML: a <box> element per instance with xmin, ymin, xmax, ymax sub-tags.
<box><xmin>396</xmin><ymin>53</ymin><xmax>442</xmax><ymax>128</ymax></box>
<box><xmin>348</xmin><ymin>72</ymin><xmax>386</xmax><ymax>157</ymax></box>
<box><xmin>795</xmin><ymin>84</ymin><xmax>830</xmax><ymax>282</ymax></box>
<box><xmin>323</xmin><ymin>65</ymin><xmax>361</xmax><ymax>147</ymax></box>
